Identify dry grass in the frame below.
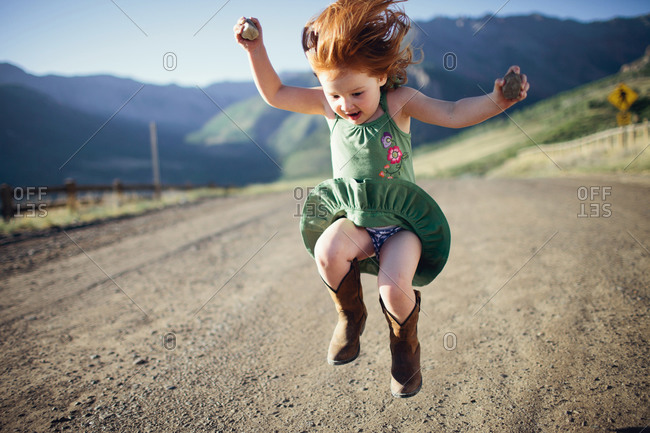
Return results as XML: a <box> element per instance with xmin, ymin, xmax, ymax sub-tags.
<box><xmin>0</xmin><ymin>188</ymin><xmax>228</xmax><ymax>235</ymax></box>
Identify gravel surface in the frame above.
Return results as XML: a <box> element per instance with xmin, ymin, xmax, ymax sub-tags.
<box><xmin>0</xmin><ymin>177</ymin><xmax>648</xmax><ymax>432</ymax></box>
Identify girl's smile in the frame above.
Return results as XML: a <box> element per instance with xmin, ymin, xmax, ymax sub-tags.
<box><xmin>346</xmin><ymin>111</ymin><xmax>362</xmax><ymax>121</ymax></box>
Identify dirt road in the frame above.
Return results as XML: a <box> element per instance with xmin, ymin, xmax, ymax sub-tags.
<box><xmin>0</xmin><ymin>177</ymin><xmax>648</xmax><ymax>432</ymax></box>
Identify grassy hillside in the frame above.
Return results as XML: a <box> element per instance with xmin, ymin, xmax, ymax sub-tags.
<box><xmin>413</xmin><ymin>55</ymin><xmax>650</xmax><ymax>178</ymax></box>
<box><xmin>186</xmin><ymin>97</ymin><xmax>283</xmax><ymax>146</ymax></box>
<box><xmin>267</xmin><ymin>112</ymin><xmax>332</xmax><ymax>179</ymax></box>
<box><xmin>185</xmin><ymin>95</ymin><xmax>332</xmax><ymax>180</ymax></box>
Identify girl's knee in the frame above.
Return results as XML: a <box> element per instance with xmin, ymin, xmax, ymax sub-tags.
<box><xmin>314</xmin><ymin>241</ymin><xmax>331</xmax><ymax>269</ymax></box>
<box><xmin>315</xmin><ymin>235</ymin><xmax>346</xmax><ymax>269</ymax></box>
<box><xmin>315</xmin><ymin>218</ymin><xmax>374</xmax><ymax>270</ymax></box>
<box><xmin>315</xmin><ymin>220</ymin><xmax>356</xmax><ymax>267</ymax></box>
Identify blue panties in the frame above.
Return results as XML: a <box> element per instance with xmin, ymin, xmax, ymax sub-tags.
<box><xmin>365</xmin><ymin>225</ymin><xmax>404</xmax><ymax>262</ymax></box>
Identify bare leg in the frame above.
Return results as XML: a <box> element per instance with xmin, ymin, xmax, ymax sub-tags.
<box><xmin>315</xmin><ymin>218</ymin><xmax>374</xmax><ymax>365</ymax></box>
<box><xmin>314</xmin><ymin>218</ymin><xmax>374</xmax><ymax>288</ymax></box>
<box><xmin>378</xmin><ymin>230</ymin><xmax>423</xmax><ymax>397</ymax></box>
<box><xmin>377</xmin><ymin>230</ymin><xmax>422</xmax><ymax>323</ymax></box>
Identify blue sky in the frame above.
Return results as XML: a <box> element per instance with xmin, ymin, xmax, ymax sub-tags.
<box><xmin>1</xmin><ymin>0</ymin><xmax>649</xmax><ymax>86</ymax></box>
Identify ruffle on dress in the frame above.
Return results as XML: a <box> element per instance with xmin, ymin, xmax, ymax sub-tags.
<box><xmin>300</xmin><ymin>177</ymin><xmax>451</xmax><ymax>287</ymax></box>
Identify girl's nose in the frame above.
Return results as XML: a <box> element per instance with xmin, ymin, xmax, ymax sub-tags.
<box><xmin>341</xmin><ymin>98</ymin><xmax>355</xmax><ymax>112</ymax></box>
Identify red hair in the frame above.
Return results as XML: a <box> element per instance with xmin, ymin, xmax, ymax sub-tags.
<box><xmin>302</xmin><ymin>0</ymin><xmax>417</xmax><ymax>90</ymax></box>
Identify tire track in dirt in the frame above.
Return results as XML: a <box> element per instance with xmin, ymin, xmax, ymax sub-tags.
<box><xmin>0</xmin><ymin>194</ymin><xmax>290</xmax><ymax>326</ymax></box>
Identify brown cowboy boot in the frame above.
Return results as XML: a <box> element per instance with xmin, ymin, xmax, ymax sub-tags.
<box><xmin>325</xmin><ymin>258</ymin><xmax>367</xmax><ymax>365</ymax></box>
<box><xmin>380</xmin><ymin>290</ymin><xmax>422</xmax><ymax>398</ymax></box>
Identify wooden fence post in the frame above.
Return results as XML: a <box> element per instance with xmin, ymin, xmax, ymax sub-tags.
<box><xmin>1</xmin><ymin>183</ymin><xmax>13</xmax><ymax>222</ymax></box>
<box><xmin>617</xmin><ymin>127</ymin><xmax>624</xmax><ymax>148</ymax></box>
<box><xmin>149</xmin><ymin>121</ymin><xmax>162</xmax><ymax>200</ymax></box>
<box><xmin>113</xmin><ymin>179</ymin><xmax>124</xmax><ymax>207</ymax></box>
<box><xmin>65</xmin><ymin>178</ymin><xmax>77</xmax><ymax>211</ymax></box>
<box><xmin>627</xmin><ymin>124</ymin><xmax>634</xmax><ymax>148</ymax></box>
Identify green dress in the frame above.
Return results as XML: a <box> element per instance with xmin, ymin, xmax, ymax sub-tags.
<box><xmin>299</xmin><ymin>91</ymin><xmax>451</xmax><ymax>286</ymax></box>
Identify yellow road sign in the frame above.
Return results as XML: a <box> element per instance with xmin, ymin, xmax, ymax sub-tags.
<box><xmin>608</xmin><ymin>83</ymin><xmax>638</xmax><ymax>111</ymax></box>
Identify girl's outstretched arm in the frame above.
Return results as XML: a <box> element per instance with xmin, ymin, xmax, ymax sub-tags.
<box><xmin>401</xmin><ymin>66</ymin><xmax>529</xmax><ymax>129</ymax></box>
<box><xmin>234</xmin><ymin>17</ymin><xmax>327</xmax><ymax>116</ymax></box>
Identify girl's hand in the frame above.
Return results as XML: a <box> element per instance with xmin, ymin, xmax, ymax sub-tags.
<box><xmin>493</xmin><ymin>65</ymin><xmax>529</xmax><ymax>109</ymax></box>
<box><xmin>233</xmin><ymin>17</ymin><xmax>264</xmax><ymax>52</ymax></box>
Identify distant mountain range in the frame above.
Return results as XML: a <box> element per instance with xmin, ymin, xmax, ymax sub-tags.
<box><xmin>0</xmin><ymin>63</ymin><xmax>258</xmax><ymax>133</ymax></box>
<box><xmin>0</xmin><ymin>66</ymin><xmax>276</xmax><ymax>186</ymax></box>
<box><xmin>1</xmin><ymin>13</ymin><xmax>649</xmax><ymax>186</ymax></box>
<box><xmin>0</xmin><ymin>84</ymin><xmax>280</xmax><ymax>187</ymax></box>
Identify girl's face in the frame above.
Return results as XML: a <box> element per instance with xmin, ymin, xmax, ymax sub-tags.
<box><xmin>317</xmin><ymin>69</ymin><xmax>387</xmax><ymax>125</ymax></box>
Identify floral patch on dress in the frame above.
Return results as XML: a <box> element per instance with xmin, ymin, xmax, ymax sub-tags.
<box><xmin>381</xmin><ymin>132</ymin><xmax>393</xmax><ymax>148</ymax></box>
<box><xmin>378</xmin><ymin>132</ymin><xmax>409</xmax><ymax>179</ymax></box>
<box><xmin>387</xmin><ymin>146</ymin><xmax>402</xmax><ymax>164</ymax></box>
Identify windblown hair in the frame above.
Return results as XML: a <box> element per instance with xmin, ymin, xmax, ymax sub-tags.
<box><xmin>302</xmin><ymin>0</ymin><xmax>418</xmax><ymax>90</ymax></box>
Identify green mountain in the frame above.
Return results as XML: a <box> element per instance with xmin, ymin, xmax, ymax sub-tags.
<box><xmin>185</xmin><ymin>88</ymin><xmax>333</xmax><ymax>180</ymax></box>
<box><xmin>267</xmin><ymin>112</ymin><xmax>332</xmax><ymax>179</ymax></box>
<box><xmin>186</xmin><ymin>97</ymin><xmax>289</xmax><ymax>146</ymax></box>
<box><xmin>412</xmin><ymin>48</ymin><xmax>650</xmax><ymax>177</ymax></box>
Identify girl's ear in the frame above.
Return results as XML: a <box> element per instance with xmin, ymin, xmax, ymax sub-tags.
<box><xmin>378</xmin><ymin>75</ymin><xmax>388</xmax><ymax>87</ymax></box>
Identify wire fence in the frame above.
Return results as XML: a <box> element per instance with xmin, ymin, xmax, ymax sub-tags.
<box><xmin>517</xmin><ymin>119</ymin><xmax>649</xmax><ymax>161</ymax></box>
<box><xmin>1</xmin><ymin>179</ymin><xmax>229</xmax><ymax>221</ymax></box>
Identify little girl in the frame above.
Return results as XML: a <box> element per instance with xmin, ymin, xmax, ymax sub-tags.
<box><xmin>235</xmin><ymin>0</ymin><xmax>528</xmax><ymax>398</ymax></box>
